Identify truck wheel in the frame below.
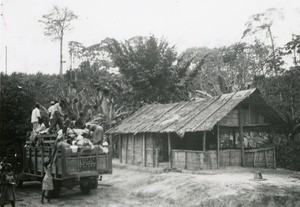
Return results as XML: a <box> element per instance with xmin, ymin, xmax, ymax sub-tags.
<box><xmin>80</xmin><ymin>183</ymin><xmax>91</xmax><ymax>194</ymax></box>
<box><xmin>50</xmin><ymin>180</ymin><xmax>62</xmax><ymax>198</ymax></box>
<box><xmin>90</xmin><ymin>179</ymin><xmax>98</xmax><ymax>190</ymax></box>
<box><xmin>16</xmin><ymin>173</ymin><xmax>23</xmax><ymax>188</ymax></box>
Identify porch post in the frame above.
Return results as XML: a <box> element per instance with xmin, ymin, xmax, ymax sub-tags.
<box><xmin>238</xmin><ymin>104</ymin><xmax>245</xmax><ymax>167</ymax></box>
<box><xmin>119</xmin><ymin>135</ymin><xmax>122</xmax><ymax>163</ymax></box>
<box><xmin>203</xmin><ymin>131</ymin><xmax>206</xmax><ymax>151</ymax></box>
<box><xmin>168</xmin><ymin>133</ymin><xmax>172</xmax><ymax>168</ymax></box>
<box><xmin>125</xmin><ymin>134</ymin><xmax>128</xmax><ymax>164</ymax></box>
<box><xmin>132</xmin><ymin>134</ymin><xmax>135</xmax><ymax>165</ymax></box>
<box><xmin>143</xmin><ymin>133</ymin><xmax>146</xmax><ymax>167</ymax></box>
<box><xmin>217</xmin><ymin>123</ymin><xmax>220</xmax><ymax>169</ymax></box>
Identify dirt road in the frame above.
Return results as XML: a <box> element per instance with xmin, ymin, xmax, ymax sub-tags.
<box><xmin>16</xmin><ymin>163</ymin><xmax>300</xmax><ymax>207</ymax></box>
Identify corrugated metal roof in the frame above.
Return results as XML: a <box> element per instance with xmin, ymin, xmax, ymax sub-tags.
<box><xmin>107</xmin><ymin>88</ymin><xmax>285</xmax><ymax>135</ymax></box>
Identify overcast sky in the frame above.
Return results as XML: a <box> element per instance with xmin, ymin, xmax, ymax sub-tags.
<box><xmin>0</xmin><ymin>0</ymin><xmax>300</xmax><ymax>74</ymax></box>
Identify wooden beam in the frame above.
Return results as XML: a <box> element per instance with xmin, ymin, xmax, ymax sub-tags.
<box><xmin>155</xmin><ymin>148</ymin><xmax>159</xmax><ymax>168</ymax></box>
<box><xmin>265</xmin><ymin>150</ymin><xmax>268</xmax><ymax>168</ymax></box>
<box><xmin>153</xmin><ymin>135</ymin><xmax>155</xmax><ymax>167</ymax></box>
<box><xmin>238</xmin><ymin>104</ymin><xmax>245</xmax><ymax>167</ymax></box>
<box><xmin>119</xmin><ymin>135</ymin><xmax>122</xmax><ymax>163</ymax></box>
<box><xmin>143</xmin><ymin>133</ymin><xmax>146</xmax><ymax>167</ymax></box>
<box><xmin>168</xmin><ymin>133</ymin><xmax>172</xmax><ymax>168</ymax></box>
<box><xmin>132</xmin><ymin>134</ymin><xmax>135</xmax><ymax>165</ymax></box>
<box><xmin>203</xmin><ymin>131</ymin><xmax>206</xmax><ymax>151</ymax></box>
<box><xmin>125</xmin><ymin>134</ymin><xmax>128</xmax><ymax>164</ymax></box>
<box><xmin>184</xmin><ymin>151</ymin><xmax>187</xmax><ymax>169</ymax></box>
<box><xmin>273</xmin><ymin>148</ymin><xmax>276</xmax><ymax>169</ymax></box>
<box><xmin>233</xmin><ymin>128</ymin><xmax>236</xmax><ymax>148</ymax></box>
<box><xmin>217</xmin><ymin>123</ymin><xmax>220</xmax><ymax>169</ymax></box>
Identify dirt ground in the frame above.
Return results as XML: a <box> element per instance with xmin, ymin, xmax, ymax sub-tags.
<box><xmin>15</xmin><ymin>160</ymin><xmax>300</xmax><ymax>207</ymax></box>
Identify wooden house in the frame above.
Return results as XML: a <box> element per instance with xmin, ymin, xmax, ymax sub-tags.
<box><xmin>106</xmin><ymin>89</ymin><xmax>286</xmax><ymax>170</ymax></box>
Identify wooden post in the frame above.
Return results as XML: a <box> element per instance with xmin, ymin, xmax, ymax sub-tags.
<box><xmin>253</xmin><ymin>152</ymin><xmax>256</xmax><ymax>168</ymax></box>
<box><xmin>273</xmin><ymin>148</ymin><xmax>276</xmax><ymax>169</ymax></box>
<box><xmin>233</xmin><ymin>128</ymin><xmax>236</xmax><ymax>148</ymax></box>
<box><xmin>153</xmin><ymin>136</ymin><xmax>155</xmax><ymax>167</ymax></box>
<box><xmin>119</xmin><ymin>135</ymin><xmax>122</xmax><ymax>163</ymax></box>
<box><xmin>41</xmin><ymin>147</ymin><xmax>44</xmax><ymax>176</ymax></box>
<box><xmin>168</xmin><ymin>133</ymin><xmax>172</xmax><ymax>168</ymax></box>
<box><xmin>184</xmin><ymin>151</ymin><xmax>188</xmax><ymax>169</ymax></box>
<box><xmin>125</xmin><ymin>134</ymin><xmax>128</xmax><ymax>164</ymax></box>
<box><xmin>265</xmin><ymin>150</ymin><xmax>268</xmax><ymax>168</ymax></box>
<box><xmin>132</xmin><ymin>134</ymin><xmax>135</xmax><ymax>165</ymax></box>
<box><xmin>143</xmin><ymin>133</ymin><xmax>146</xmax><ymax>167</ymax></box>
<box><xmin>238</xmin><ymin>104</ymin><xmax>245</xmax><ymax>167</ymax></box>
<box><xmin>217</xmin><ymin>123</ymin><xmax>220</xmax><ymax>169</ymax></box>
<box><xmin>155</xmin><ymin>148</ymin><xmax>159</xmax><ymax>167</ymax></box>
<box><xmin>203</xmin><ymin>131</ymin><xmax>206</xmax><ymax>151</ymax></box>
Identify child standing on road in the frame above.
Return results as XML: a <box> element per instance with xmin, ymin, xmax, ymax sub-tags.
<box><xmin>0</xmin><ymin>163</ymin><xmax>16</xmax><ymax>207</ymax></box>
<box><xmin>41</xmin><ymin>162</ymin><xmax>53</xmax><ymax>204</ymax></box>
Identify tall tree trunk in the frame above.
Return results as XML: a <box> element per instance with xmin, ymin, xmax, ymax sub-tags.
<box><xmin>267</xmin><ymin>26</ymin><xmax>277</xmax><ymax>76</ymax></box>
<box><xmin>59</xmin><ymin>36</ymin><xmax>63</xmax><ymax>76</ymax></box>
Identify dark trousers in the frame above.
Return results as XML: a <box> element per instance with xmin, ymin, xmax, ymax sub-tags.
<box><xmin>48</xmin><ymin>111</ymin><xmax>63</xmax><ymax>133</ymax></box>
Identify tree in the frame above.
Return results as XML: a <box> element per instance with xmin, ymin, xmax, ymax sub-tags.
<box><xmin>106</xmin><ymin>36</ymin><xmax>194</xmax><ymax>104</ymax></box>
<box><xmin>39</xmin><ymin>6</ymin><xmax>77</xmax><ymax>76</ymax></box>
<box><xmin>242</xmin><ymin>8</ymin><xmax>284</xmax><ymax>75</ymax></box>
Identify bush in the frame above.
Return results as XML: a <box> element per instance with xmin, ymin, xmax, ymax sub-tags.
<box><xmin>275</xmin><ymin>139</ymin><xmax>300</xmax><ymax>171</ymax></box>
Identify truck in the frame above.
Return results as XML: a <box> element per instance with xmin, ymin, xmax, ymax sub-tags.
<box><xmin>17</xmin><ymin>134</ymin><xmax>112</xmax><ymax>197</ymax></box>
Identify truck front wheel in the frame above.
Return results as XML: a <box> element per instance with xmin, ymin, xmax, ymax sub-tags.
<box><xmin>50</xmin><ymin>180</ymin><xmax>62</xmax><ymax>198</ymax></box>
<box><xmin>80</xmin><ymin>182</ymin><xmax>91</xmax><ymax>194</ymax></box>
<box><xmin>16</xmin><ymin>172</ymin><xmax>23</xmax><ymax>188</ymax></box>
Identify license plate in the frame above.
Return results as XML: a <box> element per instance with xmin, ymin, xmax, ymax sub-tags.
<box><xmin>79</xmin><ymin>157</ymin><xmax>96</xmax><ymax>171</ymax></box>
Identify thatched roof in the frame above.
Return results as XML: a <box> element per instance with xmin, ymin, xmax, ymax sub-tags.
<box><xmin>107</xmin><ymin>88</ymin><xmax>285</xmax><ymax>135</ymax></box>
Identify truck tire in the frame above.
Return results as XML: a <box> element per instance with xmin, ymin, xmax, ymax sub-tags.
<box><xmin>90</xmin><ymin>177</ymin><xmax>98</xmax><ymax>190</ymax></box>
<box><xmin>50</xmin><ymin>180</ymin><xmax>62</xmax><ymax>198</ymax></box>
<box><xmin>16</xmin><ymin>173</ymin><xmax>23</xmax><ymax>188</ymax></box>
<box><xmin>80</xmin><ymin>182</ymin><xmax>91</xmax><ymax>194</ymax></box>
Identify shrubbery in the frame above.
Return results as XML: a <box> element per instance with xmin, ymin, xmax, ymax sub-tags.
<box><xmin>275</xmin><ymin>139</ymin><xmax>300</xmax><ymax>171</ymax></box>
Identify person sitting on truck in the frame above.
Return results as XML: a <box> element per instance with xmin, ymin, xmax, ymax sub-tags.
<box><xmin>75</xmin><ymin>112</ymin><xmax>85</xmax><ymax>129</ymax></box>
<box><xmin>86</xmin><ymin>123</ymin><xmax>104</xmax><ymax>145</ymax></box>
<box><xmin>47</xmin><ymin>100</ymin><xmax>65</xmax><ymax>134</ymax></box>
<box><xmin>31</xmin><ymin>119</ymin><xmax>46</xmax><ymax>146</ymax></box>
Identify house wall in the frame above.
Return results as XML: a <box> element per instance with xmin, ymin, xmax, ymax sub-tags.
<box><xmin>219</xmin><ymin>104</ymin><xmax>269</xmax><ymax>127</ymax></box>
<box><xmin>171</xmin><ymin>147</ymin><xmax>275</xmax><ymax>170</ymax></box>
<box><xmin>119</xmin><ymin>133</ymin><xmax>164</xmax><ymax>167</ymax></box>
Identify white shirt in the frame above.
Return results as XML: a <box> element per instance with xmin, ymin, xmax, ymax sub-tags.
<box><xmin>53</xmin><ymin>103</ymin><xmax>63</xmax><ymax>115</ymax></box>
<box><xmin>36</xmin><ymin>123</ymin><xmax>46</xmax><ymax>133</ymax></box>
<box><xmin>31</xmin><ymin>107</ymin><xmax>41</xmax><ymax>123</ymax></box>
<box><xmin>48</xmin><ymin>105</ymin><xmax>55</xmax><ymax>119</ymax></box>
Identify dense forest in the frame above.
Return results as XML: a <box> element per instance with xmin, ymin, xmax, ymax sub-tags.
<box><xmin>1</xmin><ymin>9</ymin><xmax>300</xmax><ymax>170</ymax></box>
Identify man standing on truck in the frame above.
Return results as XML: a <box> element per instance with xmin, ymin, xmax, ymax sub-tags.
<box><xmin>47</xmin><ymin>100</ymin><xmax>65</xmax><ymax>134</ymax></box>
<box><xmin>47</xmin><ymin>101</ymin><xmax>55</xmax><ymax>127</ymax></box>
<box><xmin>31</xmin><ymin>104</ymin><xmax>41</xmax><ymax>132</ymax></box>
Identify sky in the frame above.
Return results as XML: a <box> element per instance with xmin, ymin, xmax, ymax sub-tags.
<box><xmin>0</xmin><ymin>0</ymin><xmax>300</xmax><ymax>74</ymax></box>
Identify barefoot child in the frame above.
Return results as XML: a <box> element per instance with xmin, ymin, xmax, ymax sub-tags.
<box><xmin>41</xmin><ymin>162</ymin><xmax>53</xmax><ymax>204</ymax></box>
<box><xmin>0</xmin><ymin>163</ymin><xmax>16</xmax><ymax>207</ymax></box>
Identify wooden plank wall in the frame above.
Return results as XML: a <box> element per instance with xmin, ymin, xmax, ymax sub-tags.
<box><xmin>120</xmin><ymin>133</ymin><xmax>156</xmax><ymax>167</ymax></box>
<box><xmin>219</xmin><ymin>149</ymin><xmax>241</xmax><ymax>167</ymax></box>
<box><xmin>172</xmin><ymin>150</ymin><xmax>218</xmax><ymax>170</ymax></box>
<box><xmin>172</xmin><ymin>148</ymin><xmax>275</xmax><ymax>170</ymax></box>
<box><xmin>244</xmin><ymin>147</ymin><xmax>275</xmax><ymax>168</ymax></box>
